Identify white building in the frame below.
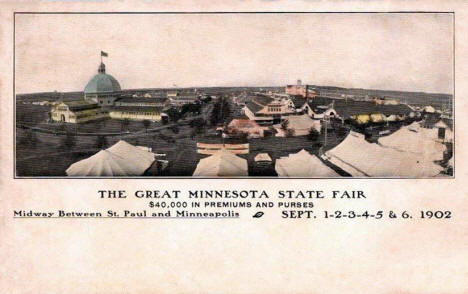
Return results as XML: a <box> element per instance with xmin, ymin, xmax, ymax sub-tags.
<box><xmin>243</xmin><ymin>95</ymin><xmax>294</xmax><ymax>125</ymax></box>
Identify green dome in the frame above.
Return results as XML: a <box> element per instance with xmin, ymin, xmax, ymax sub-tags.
<box><xmin>84</xmin><ymin>62</ymin><xmax>121</xmax><ymax>94</ymax></box>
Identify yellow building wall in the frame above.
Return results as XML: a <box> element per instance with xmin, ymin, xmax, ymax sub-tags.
<box><xmin>352</xmin><ymin>114</ymin><xmax>371</xmax><ymax>124</ymax></box>
<box><xmin>51</xmin><ymin>109</ymin><xmax>108</xmax><ymax>123</ymax></box>
<box><xmin>109</xmin><ymin>111</ymin><xmax>161</xmax><ymax>121</ymax></box>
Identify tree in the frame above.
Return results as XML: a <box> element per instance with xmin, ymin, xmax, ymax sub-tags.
<box><xmin>238</xmin><ymin>131</ymin><xmax>249</xmax><ymax>141</ymax></box>
<box><xmin>285</xmin><ymin>128</ymin><xmax>295</xmax><ymax>138</ymax></box>
<box><xmin>210</xmin><ymin>98</ymin><xmax>231</xmax><ymax>126</ymax></box>
<box><xmin>181</xmin><ymin>103</ymin><xmax>201</xmax><ymax>116</ymax></box>
<box><xmin>95</xmin><ymin>135</ymin><xmax>107</xmax><ymax>149</ymax></box>
<box><xmin>210</xmin><ymin>102</ymin><xmax>221</xmax><ymax>126</ymax></box>
<box><xmin>166</xmin><ymin>107</ymin><xmax>181</xmax><ymax>122</ymax></box>
<box><xmin>280</xmin><ymin>119</ymin><xmax>289</xmax><ymax>130</ymax></box>
<box><xmin>221</xmin><ymin>98</ymin><xmax>231</xmax><ymax>120</ymax></box>
<box><xmin>201</xmin><ymin>96</ymin><xmax>212</xmax><ymax>103</ymax></box>
<box><xmin>190</xmin><ymin>117</ymin><xmax>206</xmax><ymax>128</ymax></box>
<box><xmin>142</xmin><ymin>119</ymin><xmax>151</xmax><ymax>132</ymax></box>
<box><xmin>308</xmin><ymin>127</ymin><xmax>320</xmax><ymax>141</ymax></box>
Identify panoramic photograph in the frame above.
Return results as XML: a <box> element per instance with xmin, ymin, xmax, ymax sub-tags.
<box><xmin>15</xmin><ymin>13</ymin><xmax>454</xmax><ymax>177</ymax></box>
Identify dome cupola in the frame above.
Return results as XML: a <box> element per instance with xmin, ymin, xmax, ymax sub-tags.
<box><xmin>84</xmin><ymin>62</ymin><xmax>121</xmax><ymax>94</ymax></box>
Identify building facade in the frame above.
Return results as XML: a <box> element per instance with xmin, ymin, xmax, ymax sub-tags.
<box><xmin>109</xmin><ymin>106</ymin><xmax>162</xmax><ymax>121</ymax></box>
<box><xmin>285</xmin><ymin>80</ymin><xmax>318</xmax><ymax>98</ymax></box>
<box><xmin>50</xmin><ymin>101</ymin><xmax>108</xmax><ymax>123</ymax></box>
<box><xmin>243</xmin><ymin>94</ymin><xmax>294</xmax><ymax>125</ymax></box>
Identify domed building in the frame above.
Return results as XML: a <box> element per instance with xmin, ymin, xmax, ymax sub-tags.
<box><xmin>84</xmin><ymin>62</ymin><xmax>122</xmax><ymax>106</ymax></box>
<box><xmin>51</xmin><ymin>58</ymin><xmax>165</xmax><ymax>124</ymax></box>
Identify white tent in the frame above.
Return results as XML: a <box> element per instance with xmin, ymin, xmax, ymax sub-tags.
<box><xmin>107</xmin><ymin>140</ymin><xmax>156</xmax><ymax>165</ymax></box>
<box><xmin>276</xmin><ymin>149</ymin><xmax>339</xmax><ymax>177</ymax></box>
<box><xmin>254</xmin><ymin>153</ymin><xmax>272</xmax><ymax>162</ymax></box>
<box><xmin>274</xmin><ymin>114</ymin><xmax>321</xmax><ymax>137</ymax></box>
<box><xmin>423</xmin><ymin>105</ymin><xmax>436</xmax><ymax>113</ymax></box>
<box><xmin>379</xmin><ymin>123</ymin><xmax>446</xmax><ymax>161</ymax></box>
<box><xmin>325</xmin><ymin>132</ymin><xmax>443</xmax><ymax>177</ymax></box>
<box><xmin>193</xmin><ymin>149</ymin><xmax>248</xmax><ymax>176</ymax></box>
<box><xmin>385</xmin><ymin>114</ymin><xmax>398</xmax><ymax>122</ymax></box>
<box><xmin>66</xmin><ymin>140</ymin><xmax>155</xmax><ymax>176</ymax></box>
<box><xmin>448</xmin><ymin>156</ymin><xmax>454</xmax><ymax>168</ymax></box>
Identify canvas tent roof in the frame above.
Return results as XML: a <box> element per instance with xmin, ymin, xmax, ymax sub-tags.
<box><xmin>378</xmin><ymin>123</ymin><xmax>447</xmax><ymax>162</ymax></box>
<box><xmin>229</xmin><ymin>119</ymin><xmax>262</xmax><ymax>129</ymax></box>
<box><xmin>245</xmin><ymin>101</ymin><xmax>265</xmax><ymax>114</ymax></box>
<box><xmin>254</xmin><ymin>153</ymin><xmax>272</xmax><ymax>162</ymax></box>
<box><xmin>252</xmin><ymin>95</ymin><xmax>275</xmax><ymax>106</ymax></box>
<box><xmin>193</xmin><ymin>149</ymin><xmax>248</xmax><ymax>176</ymax></box>
<box><xmin>116</xmin><ymin>96</ymin><xmax>167</xmax><ymax>104</ymax></box>
<box><xmin>423</xmin><ymin>105</ymin><xmax>436</xmax><ymax>113</ymax></box>
<box><xmin>66</xmin><ymin>140</ymin><xmax>155</xmax><ymax>176</ymax></box>
<box><xmin>290</xmin><ymin>96</ymin><xmax>307</xmax><ymax>108</ymax></box>
<box><xmin>325</xmin><ymin>132</ymin><xmax>443</xmax><ymax>177</ymax></box>
<box><xmin>286</xmin><ymin>115</ymin><xmax>321</xmax><ymax>131</ymax></box>
<box><xmin>62</xmin><ymin>100</ymin><xmax>99</xmax><ymax>111</ymax></box>
<box><xmin>275</xmin><ymin>149</ymin><xmax>339</xmax><ymax>177</ymax></box>
<box><xmin>305</xmin><ymin>96</ymin><xmax>412</xmax><ymax>118</ymax></box>
<box><xmin>448</xmin><ymin>156</ymin><xmax>454</xmax><ymax>168</ymax></box>
<box><xmin>434</xmin><ymin>118</ymin><xmax>453</xmax><ymax>131</ymax></box>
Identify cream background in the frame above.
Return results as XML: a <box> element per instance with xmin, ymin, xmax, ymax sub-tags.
<box><xmin>1</xmin><ymin>1</ymin><xmax>468</xmax><ymax>293</ymax></box>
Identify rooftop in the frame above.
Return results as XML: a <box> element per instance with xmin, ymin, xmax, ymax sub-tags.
<box><xmin>307</xmin><ymin>97</ymin><xmax>413</xmax><ymax>117</ymax></box>
<box><xmin>116</xmin><ymin>97</ymin><xmax>168</xmax><ymax>104</ymax></box>
<box><xmin>109</xmin><ymin>106</ymin><xmax>163</xmax><ymax>113</ymax></box>
<box><xmin>84</xmin><ymin>62</ymin><xmax>121</xmax><ymax>94</ymax></box>
<box><xmin>62</xmin><ymin>100</ymin><xmax>99</xmax><ymax>111</ymax></box>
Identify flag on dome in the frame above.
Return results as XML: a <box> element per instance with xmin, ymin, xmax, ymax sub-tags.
<box><xmin>101</xmin><ymin>51</ymin><xmax>108</xmax><ymax>57</ymax></box>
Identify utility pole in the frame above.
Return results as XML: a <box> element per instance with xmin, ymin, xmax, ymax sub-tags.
<box><xmin>324</xmin><ymin>114</ymin><xmax>328</xmax><ymax>148</ymax></box>
<box><xmin>319</xmin><ymin>114</ymin><xmax>329</xmax><ymax>157</ymax></box>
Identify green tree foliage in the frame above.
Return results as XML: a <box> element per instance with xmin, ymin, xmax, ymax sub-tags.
<box><xmin>189</xmin><ymin>117</ymin><xmax>206</xmax><ymax>128</ymax></box>
<box><xmin>166</xmin><ymin>107</ymin><xmax>181</xmax><ymax>122</ymax></box>
<box><xmin>181</xmin><ymin>102</ymin><xmax>201</xmax><ymax>116</ymax></box>
<box><xmin>190</xmin><ymin>118</ymin><xmax>206</xmax><ymax>135</ymax></box>
<box><xmin>210</xmin><ymin>97</ymin><xmax>231</xmax><ymax>126</ymax></box>
<box><xmin>308</xmin><ymin>127</ymin><xmax>320</xmax><ymax>141</ymax></box>
<box><xmin>201</xmin><ymin>96</ymin><xmax>212</xmax><ymax>103</ymax></box>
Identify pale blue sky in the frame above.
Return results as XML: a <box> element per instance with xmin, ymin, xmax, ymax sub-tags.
<box><xmin>15</xmin><ymin>13</ymin><xmax>453</xmax><ymax>94</ymax></box>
